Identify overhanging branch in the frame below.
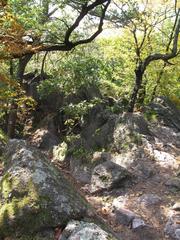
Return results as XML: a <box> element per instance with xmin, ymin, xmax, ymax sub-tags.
<box><xmin>11</xmin><ymin>0</ymin><xmax>111</xmax><ymax>58</ymax></box>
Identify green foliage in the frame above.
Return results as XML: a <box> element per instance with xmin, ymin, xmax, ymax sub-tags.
<box><xmin>37</xmin><ymin>48</ymin><xmax>102</xmax><ymax>98</ymax></box>
<box><xmin>63</xmin><ymin>98</ymin><xmax>103</xmax><ymax>119</ymax></box>
<box><xmin>62</xmin><ymin>98</ymin><xmax>103</xmax><ymax>134</ymax></box>
<box><xmin>0</xmin><ymin>129</ymin><xmax>7</xmax><ymax>143</ymax></box>
<box><xmin>143</xmin><ymin>109</ymin><xmax>158</xmax><ymax>122</ymax></box>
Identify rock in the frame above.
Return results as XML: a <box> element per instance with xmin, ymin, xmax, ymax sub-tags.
<box><xmin>60</xmin><ymin>220</ymin><xmax>117</xmax><ymax>240</ymax></box>
<box><xmin>66</xmin><ymin>84</ymin><xmax>102</xmax><ymax>105</ymax></box>
<box><xmin>165</xmin><ymin>177</ymin><xmax>180</xmax><ymax>191</ymax></box>
<box><xmin>0</xmin><ymin>139</ymin><xmax>89</xmax><ymax>238</ymax></box>
<box><xmin>30</xmin><ymin>128</ymin><xmax>59</xmax><ymax>151</ymax></box>
<box><xmin>92</xmin><ymin>151</ymin><xmax>111</xmax><ymax>162</ymax></box>
<box><xmin>153</xmin><ymin>150</ymin><xmax>178</xmax><ymax>168</ymax></box>
<box><xmin>135</xmin><ymin>162</ymin><xmax>154</xmax><ymax>179</ymax></box>
<box><xmin>113</xmin><ymin>112</ymin><xmax>150</xmax><ymax>151</ymax></box>
<box><xmin>67</xmin><ymin>147</ymin><xmax>112</xmax><ymax>185</ymax></box>
<box><xmin>149</xmin><ymin>125</ymin><xmax>180</xmax><ymax>149</ymax></box>
<box><xmin>52</xmin><ymin>142</ymin><xmax>68</xmax><ymax>163</ymax></box>
<box><xmin>112</xmin><ymin>196</ymin><xmax>128</xmax><ymax>209</ymax></box>
<box><xmin>132</xmin><ymin>218</ymin><xmax>146</xmax><ymax>229</ymax></box>
<box><xmin>90</xmin><ymin>161</ymin><xmax>130</xmax><ymax>192</ymax></box>
<box><xmin>110</xmin><ymin>151</ymin><xmax>136</xmax><ymax>169</ymax></box>
<box><xmin>175</xmin><ymin>229</ymin><xmax>180</xmax><ymax>240</ymax></box>
<box><xmin>172</xmin><ymin>202</ymin><xmax>180</xmax><ymax>211</ymax></box>
<box><xmin>133</xmin><ymin>225</ymin><xmax>160</xmax><ymax>240</ymax></box>
<box><xmin>70</xmin><ymin>158</ymin><xmax>92</xmax><ymax>184</ymax></box>
<box><xmin>138</xmin><ymin>194</ymin><xmax>162</xmax><ymax>207</ymax></box>
<box><xmin>113</xmin><ymin>207</ymin><xmax>138</xmax><ymax>226</ymax></box>
<box><xmin>81</xmin><ymin>105</ymin><xmax>117</xmax><ymax>149</ymax></box>
<box><xmin>164</xmin><ymin>213</ymin><xmax>180</xmax><ymax>239</ymax></box>
<box><xmin>149</xmin><ymin>97</ymin><xmax>180</xmax><ymax>131</ymax></box>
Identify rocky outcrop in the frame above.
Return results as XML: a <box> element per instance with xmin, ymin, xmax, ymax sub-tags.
<box><xmin>0</xmin><ymin>139</ymin><xmax>90</xmax><ymax>238</ymax></box>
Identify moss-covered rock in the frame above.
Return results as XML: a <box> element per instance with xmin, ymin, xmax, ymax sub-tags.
<box><xmin>0</xmin><ymin>139</ymin><xmax>89</xmax><ymax>239</ymax></box>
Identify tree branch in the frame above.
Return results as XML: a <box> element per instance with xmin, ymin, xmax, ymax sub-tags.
<box><xmin>11</xmin><ymin>0</ymin><xmax>111</xmax><ymax>58</ymax></box>
<box><xmin>142</xmin><ymin>9</ymin><xmax>180</xmax><ymax>72</ymax></box>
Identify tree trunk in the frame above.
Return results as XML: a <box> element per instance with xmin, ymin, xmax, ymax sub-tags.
<box><xmin>7</xmin><ymin>102</ymin><xmax>18</xmax><ymax>138</ymax></box>
<box><xmin>137</xmin><ymin>77</ymin><xmax>148</xmax><ymax>106</ymax></box>
<box><xmin>17</xmin><ymin>54</ymin><xmax>33</xmax><ymax>81</ymax></box>
<box><xmin>128</xmin><ymin>68</ymin><xmax>143</xmax><ymax>112</ymax></box>
<box><xmin>7</xmin><ymin>55</ymin><xmax>33</xmax><ymax>138</ymax></box>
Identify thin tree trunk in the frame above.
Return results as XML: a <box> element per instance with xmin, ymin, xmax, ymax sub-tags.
<box><xmin>17</xmin><ymin>54</ymin><xmax>33</xmax><ymax>81</ymax></box>
<box><xmin>128</xmin><ymin>68</ymin><xmax>143</xmax><ymax>112</ymax></box>
<box><xmin>7</xmin><ymin>55</ymin><xmax>32</xmax><ymax>138</ymax></box>
<box><xmin>7</xmin><ymin>102</ymin><xmax>18</xmax><ymax>138</ymax></box>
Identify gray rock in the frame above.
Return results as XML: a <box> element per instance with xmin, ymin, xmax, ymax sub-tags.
<box><xmin>133</xmin><ymin>225</ymin><xmax>160</xmax><ymax>240</ymax></box>
<box><xmin>153</xmin><ymin>150</ymin><xmax>177</xmax><ymax>168</ymax></box>
<box><xmin>164</xmin><ymin>213</ymin><xmax>180</xmax><ymax>239</ymax></box>
<box><xmin>113</xmin><ymin>112</ymin><xmax>150</xmax><ymax>151</ymax></box>
<box><xmin>138</xmin><ymin>194</ymin><xmax>162</xmax><ymax>206</ymax></box>
<box><xmin>92</xmin><ymin>151</ymin><xmax>111</xmax><ymax>162</ymax></box>
<box><xmin>175</xmin><ymin>229</ymin><xmax>180</xmax><ymax>240</ymax></box>
<box><xmin>91</xmin><ymin>161</ymin><xmax>130</xmax><ymax>192</ymax></box>
<box><xmin>149</xmin><ymin>97</ymin><xmax>180</xmax><ymax>131</ymax></box>
<box><xmin>132</xmin><ymin>218</ymin><xmax>146</xmax><ymax>229</ymax></box>
<box><xmin>0</xmin><ymin>139</ymin><xmax>89</xmax><ymax>238</ymax></box>
<box><xmin>30</xmin><ymin>128</ymin><xmax>59</xmax><ymax>151</ymax></box>
<box><xmin>112</xmin><ymin>207</ymin><xmax>138</xmax><ymax>226</ymax></box>
<box><xmin>165</xmin><ymin>177</ymin><xmax>180</xmax><ymax>191</ymax></box>
<box><xmin>135</xmin><ymin>162</ymin><xmax>154</xmax><ymax>179</ymax></box>
<box><xmin>70</xmin><ymin>158</ymin><xmax>92</xmax><ymax>184</ymax></box>
<box><xmin>60</xmin><ymin>220</ymin><xmax>117</xmax><ymax>240</ymax></box>
<box><xmin>81</xmin><ymin>104</ymin><xmax>117</xmax><ymax>150</ymax></box>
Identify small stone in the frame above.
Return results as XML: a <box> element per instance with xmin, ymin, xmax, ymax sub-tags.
<box><xmin>132</xmin><ymin>218</ymin><xmax>146</xmax><ymax>229</ymax></box>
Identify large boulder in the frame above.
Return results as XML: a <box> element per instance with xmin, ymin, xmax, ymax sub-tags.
<box><xmin>0</xmin><ymin>139</ymin><xmax>90</xmax><ymax>238</ymax></box>
<box><xmin>60</xmin><ymin>220</ymin><xmax>117</xmax><ymax>240</ymax></box>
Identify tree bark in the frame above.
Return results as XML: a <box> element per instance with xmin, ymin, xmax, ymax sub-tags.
<box><xmin>7</xmin><ymin>54</ymin><xmax>33</xmax><ymax>138</ymax></box>
<box><xmin>7</xmin><ymin>102</ymin><xmax>18</xmax><ymax>138</ymax></box>
<box><xmin>17</xmin><ymin>54</ymin><xmax>33</xmax><ymax>81</ymax></box>
<box><xmin>128</xmin><ymin>67</ymin><xmax>143</xmax><ymax>112</ymax></box>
